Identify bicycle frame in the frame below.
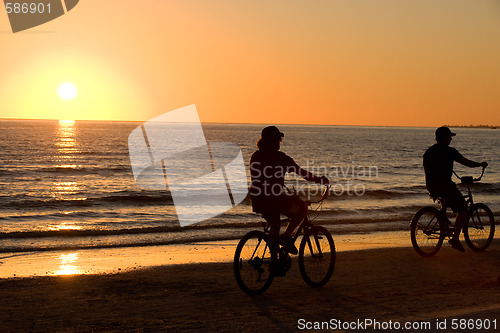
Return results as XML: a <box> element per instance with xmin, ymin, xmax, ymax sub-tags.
<box><xmin>262</xmin><ymin>184</ymin><xmax>330</xmax><ymax>243</ymax></box>
<box><xmin>411</xmin><ymin>166</ymin><xmax>493</xmax><ymax>257</ymax></box>
<box><xmin>435</xmin><ymin>167</ymin><xmax>485</xmax><ymax>230</ymax></box>
<box><xmin>234</xmin><ymin>184</ymin><xmax>335</xmax><ymax>294</ymax></box>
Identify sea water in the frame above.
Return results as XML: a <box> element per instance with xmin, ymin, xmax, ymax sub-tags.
<box><xmin>1</xmin><ymin>119</ymin><xmax>499</xmax><ymax>253</ymax></box>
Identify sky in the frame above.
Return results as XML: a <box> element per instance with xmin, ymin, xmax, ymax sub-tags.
<box><xmin>0</xmin><ymin>0</ymin><xmax>499</xmax><ymax>127</ymax></box>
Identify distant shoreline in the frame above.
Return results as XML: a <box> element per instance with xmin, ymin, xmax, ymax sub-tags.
<box><xmin>445</xmin><ymin>124</ymin><xmax>498</xmax><ymax>129</ymax></box>
<box><xmin>2</xmin><ymin>117</ymin><xmax>499</xmax><ymax>129</ymax></box>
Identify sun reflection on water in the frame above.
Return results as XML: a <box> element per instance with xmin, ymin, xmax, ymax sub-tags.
<box><xmin>54</xmin><ymin>119</ymin><xmax>80</xmax><ymax>167</ymax></box>
<box><xmin>48</xmin><ymin>222</ymin><xmax>83</xmax><ymax>231</ymax></box>
<box><xmin>53</xmin><ymin>181</ymin><xmax>79</xmax><ymax>193</ymax></box>
<box><xmin>51</xmin><ymin>121</ymin><xmax>87</xmax><ymax>200</ymax></box>
<box><xmin>51</xmin><ymin>180</ymin><xmax>87</xmax><ymax>200</ymax></box>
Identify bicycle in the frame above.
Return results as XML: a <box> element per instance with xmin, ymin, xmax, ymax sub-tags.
<box><xmin>410</xmin><ymin>167</ymin><xmax>495</xmax><ymax>257</ymax></box>
<box><xmin>234</xmin><ymin>185</ymin><xmax>335</xmax><ymax>295</ymax></box>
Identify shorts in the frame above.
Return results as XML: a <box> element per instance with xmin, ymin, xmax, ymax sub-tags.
<box><xmin>251</xmin><ymin>193</ymin><xmax>305</xmax><ymax>219</ymax></box>
<box><xmin>427</xmin><ymin>181</ymin><xmax>467</xmax><ymax>213</ymax></box>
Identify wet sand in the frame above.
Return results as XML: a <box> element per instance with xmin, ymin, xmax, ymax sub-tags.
<box><xmin>1</xmin><ymin>241</ymin><xmax>499</xmax><ymax>332</ymax></box>
<box><xmin>0</xmin><ymin>230</ymin><xmax>414</xmax><ymax>279</ymax></box>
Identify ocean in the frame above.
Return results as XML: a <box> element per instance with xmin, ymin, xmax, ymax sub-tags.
<box><xmin>1</xmin><ymin>119</ymin><xmax>499</xmax><ymax>253</ymax></box>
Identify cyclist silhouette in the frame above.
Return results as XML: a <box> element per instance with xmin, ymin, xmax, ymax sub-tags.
<box><xmin>249</xmin><ymin>126</ymin><xmax>328</xmax><ymax>254</ymax></box>
<box><xmin>423</xmin><ymin>126</ymin><xmax>487</xmax><ymax>252</ymax></box>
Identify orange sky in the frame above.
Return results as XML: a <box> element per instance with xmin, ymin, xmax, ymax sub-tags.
<box><xmin>1</xmin><ymin>0</ymin><xmax>499</xmax><ymax>126</ymax></box>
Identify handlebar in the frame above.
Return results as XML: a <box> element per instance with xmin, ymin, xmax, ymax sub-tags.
<box><xmin>306</xmin><ymin>184</ymin><xmax>330</xmax><ymax>205</ymax></box>
<box><xmin>475</xmin><ymin>166</ymin><xmax>486</xmax><ymax>182</ymax></box>
<box><xmin>453</xmin><ymin>166</ymin><xmax>486</xmax><ymax>185</ymax></box>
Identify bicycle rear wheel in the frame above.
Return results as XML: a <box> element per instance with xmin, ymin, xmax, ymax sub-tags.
<box><xmin>234</xmin><ymin>230</ymin><xmax>276</xmax><ymax>295</ymax></box>
<box><xmin>464</xmin><ymin>203</ymin><xmax>495</xmax><ymax>251</ymax></box>
<box><xmin>410</xmin><ymin>206</ymin><xmax>444</xmax><ymax>257</ymax></box>
<box><xmin>298</xmin><ymin>226</ymin><xmax>335</xmax><ymax>287</ymax></box>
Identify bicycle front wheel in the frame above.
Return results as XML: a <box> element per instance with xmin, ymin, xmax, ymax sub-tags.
<box><xmin>464</xmin><ymin>203</ymin><xmax>495</xmax><ymax>251</ymax></box>
<box><xmin>410</xmin><ymin>206</ymin><xmax>444</xmax><ymax>257</ymax></box>
<box><xmin>298</xmin><ymin>226</ymin><xmax>335</xmax><ymax>287</ymax></box>
<box><xmin>234</xmin><ymin>230</ymin><xmax>276</xmax><ymax>295</ymax></box>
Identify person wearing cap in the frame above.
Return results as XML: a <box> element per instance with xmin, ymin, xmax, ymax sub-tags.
<box><xmin>423</xmin><ymin>126</ymin><xmax>488</xmax><ymax>252</ymax></box>
<box><xmin>249</xmin><ymin>126</ymin><xmax>329</xmax><ymax>255</ymax></box>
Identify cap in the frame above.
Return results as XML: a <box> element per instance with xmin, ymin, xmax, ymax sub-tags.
<box><xmin>435</xmin><ymin>126</ymin><xmax>456</xmax><ymax>139</ymax></box>
<box><xmin>261</xmin><ymin>126</ymin><xmax>284</xmax><ymax>141</ymax></box>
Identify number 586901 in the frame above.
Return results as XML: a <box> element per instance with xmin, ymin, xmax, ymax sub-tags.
<box><xmin>5</xmin><ymin>2</ymin><xmax>52</xmax><ymax>14</ymax></box>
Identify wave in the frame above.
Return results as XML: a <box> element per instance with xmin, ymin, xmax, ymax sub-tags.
<box><xmin>0</xmin><ymin>219</ymin><xmax>415</xmax><ymax>253</ymax></box>
<box><xmin>92</xmin><ymin>191</ymin><xmax>174</xmax><ymax>205</ymax></box>
<box><xmin>357</xmin><ymin>189</ymin><xmax>423</xmax><ymax>198</ymax></box>
<box><xmin>0</xmin><ymin>218</ymin><xmax>437</xmax><ymax>253</ymax></box>
<box><xmin>0</xmin><ymin>205</ymin><xmax>431</xmax><ymax>241</ymax></box>
<box><xmin>1</xmin><ymin>211</ymin><xmax>498</xmax><ymax>253</ymax></box>
<box><xmin>0</xmin><ymin>169</ymin><xmax>19</xmax><ymax>176</ymax></box>
<box><xmin>327</xmin><ymin>183</ymin><xmax>500</xmax><ymax>200</ymax></box>
<box><xmin>0</xmin><ymin>233</ymin><xmax>249</xmax><ymax>253</ymax></box>
<box><xmin>0</xmin><ymin>191</ymin><xmax>175</xmax><ymax>209</ymax></box>
<box><xmin>35</xmin><ymin>165</ymin><xmax>131</xmax><ymax>175</ymax></box>
<box><xmin>0</xmin><ymin>197</ymin><xmax>93</xmax><ymax>209</ymax></box>
<box><xmin>1</xmin><ymin>181</ymin><xmax>498</xmax><ymax>212</ymax></box>
<box><xmin>0</xmin><ymin>220</ymin><xmax>264</xmax><ymax>239</ymax></box>
<box><xmin>316</xmin><ymin>206</ymin><xmax>422</xmax><ymax>216</ymax></box>
<box><xmin>463</xmin><ymin>182</ymin><xmax>500</xmax><ymax>194</ymax></box>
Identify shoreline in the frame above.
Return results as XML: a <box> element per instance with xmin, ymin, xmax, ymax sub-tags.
<box><xmin>1</xmin><ymin>243</ymin><xmax>499</xmax><ymax>332</ymax></box>
<box><xmin>0</xmin><ymin>230</ymin><xmax>416</xmax><ymax>279</ymax></box>
<box><xmin>1</xmin><ymin>230</ymin><xmax>499</xmax><ymax>279</ymax></box>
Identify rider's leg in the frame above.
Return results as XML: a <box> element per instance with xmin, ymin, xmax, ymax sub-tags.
<box><xmin>266</xmin><ymin>213</ymin><xmax>281</xmax><ymax>243</ymax></box>
<box><xmin>453</xmin><ymin>211</ymin><xmax>468</xmax><ymax>240</ymax></box>
<box><xmin>273</xmin><ymin>198</ymin><xmax>307</xmax><ymax>255</ymax></box>
<box><xmin>450</xmin><ymin>192</ymin><xmax>468</xmax><ymax>241</ymax></box>
<box><xmin>283</xmin><ymin>199</ymin><xmax>308</xmax><ymax>237</ymax></box>
<box><xmin>446</xmin><ymin>185</ymin><xmax>468</xmax><ymax>251</ymax></box>
<box><xmin>269</xmin><ymin>222</ymin><xmax>280</xmax><ymax>244</ymax></box>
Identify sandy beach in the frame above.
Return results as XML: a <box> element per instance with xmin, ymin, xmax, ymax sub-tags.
<box><xmin>1</xmin><ymin>241</ymin><xmax>499</xmax><ymax>332</ymax></box>
<box><xmin>0</xmin><ymin>231</ymin><xmax>414</xmax><ymax>279</ymax></box>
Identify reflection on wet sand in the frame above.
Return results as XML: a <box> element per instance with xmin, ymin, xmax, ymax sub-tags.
<box><xmin>56</xmin><ymin>252</ymin><xmax>81</xmax><ymax>276</ymax></box>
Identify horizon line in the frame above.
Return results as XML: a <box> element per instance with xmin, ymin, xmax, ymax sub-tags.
<box><xmin>0</xmin><ymin>117</ymin><xmax>498</xmax><ymax>129</ymax></box>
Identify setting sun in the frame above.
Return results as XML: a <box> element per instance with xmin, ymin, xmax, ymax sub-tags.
<box><xmin>58</xmin><ymin>82</ymin><xmax>77</xmax><ymax>100</ymax></box>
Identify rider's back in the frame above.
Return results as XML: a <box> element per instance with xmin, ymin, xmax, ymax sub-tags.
<box><xmin>423</xmin><ymin>143</ymin><xmax>463</xmax><ymax>190</ymax></box>
<box><xmin>249</xmin><ymin>149</ymin><xmax>298</xmax><ymax>213</ymax></box>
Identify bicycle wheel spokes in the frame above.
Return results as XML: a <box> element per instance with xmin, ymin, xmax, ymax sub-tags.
<box><xmin>234</xmin><ymin>231</ymin><xmax>276</xmax><ymax>295</ymax></box>
<box><xmin>464</xmin><ymin>203</ymin><xmax>495</xmax><ymax>251</ymax></box>
<box><xmin>299</xmin><ymin>226</ymin><xmax>335</xmax><ymax>287</ymax></box>
<box><xmin>411</xmin><ymin>207</ymin><xmax>444</xmax><ymax>257</ymax></box>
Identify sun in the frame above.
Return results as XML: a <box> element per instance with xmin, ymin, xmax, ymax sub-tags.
<box><xmin>58</xmin><ymin>82</ymin><xmax>77</xmax><ymax>100</ymax></box>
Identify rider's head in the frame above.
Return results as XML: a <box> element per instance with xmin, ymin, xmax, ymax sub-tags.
<box><xmin>435</xmin><ymin>126</ymin><xmax>456</xmax><ymax>145</ymax></box>
<box><xmin>257</xmin><ymin>126</ymin><xmax>284</xmax><ymax>151</ymax></box>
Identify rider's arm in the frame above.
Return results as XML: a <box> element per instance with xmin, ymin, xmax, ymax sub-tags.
<box><xmin>457</xmin><ymin>156</ymin><xmax>488</xmax><ymax>168</ymax></box>
<box><xmin>291</xmin><ymin>165</ymin><xmax>329</xmax><ymax>184</ymax></box>
<box><xmin>283</xmin><ymin>153</ymin><xmax>329</xmax><ymax>184</ymax></box>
